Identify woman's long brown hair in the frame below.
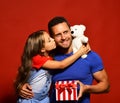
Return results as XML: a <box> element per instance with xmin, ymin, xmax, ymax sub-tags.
<box><xmin>14</xmin><ymin>30</ymin><xmax>45</xmax><ymax>93</ymax></box>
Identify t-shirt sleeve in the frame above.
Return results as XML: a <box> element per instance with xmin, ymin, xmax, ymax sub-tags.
<box><xmin>32</xmin><ymin>55</ymin><xmax>53</xmax><ymax>69</ymax></box>
<box><xmin>88</xmin><ymin>51</ymin><xmax>104</xmax><ymax>73</ymax></box>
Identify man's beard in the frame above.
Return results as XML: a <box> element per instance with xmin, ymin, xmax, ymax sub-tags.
<box><xmin>57</xmin><ymin>45</ymin><xmax>69</xmax><ymax>50</ymax></box>
<box><xmin>55</xmin><ymin>41</ymin><xmax>72</xmax><ymax>53</ymax></box>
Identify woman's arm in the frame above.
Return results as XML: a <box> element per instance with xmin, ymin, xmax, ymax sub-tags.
<box><xmin>42</xmin><ymin>44</ymin><xmax>90</xmax><ymax>69</ymax></box>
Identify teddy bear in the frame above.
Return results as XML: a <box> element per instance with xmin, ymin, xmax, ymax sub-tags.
<box><xmin>70</xmin><ymin>24</ymin><xmax>88</xmax><ymax>58</ymax></box>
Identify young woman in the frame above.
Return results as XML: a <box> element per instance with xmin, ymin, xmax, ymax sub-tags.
<box><xmin>15</xmin><ymin>30</ymin><xmax>89</xmax><ymax>103</ymax></box>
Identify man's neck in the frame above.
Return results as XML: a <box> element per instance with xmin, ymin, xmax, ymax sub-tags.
<box><xmin>56</xmin><ymin>45</ymin><xmax>73</xmax><ymax>54</ymax></box>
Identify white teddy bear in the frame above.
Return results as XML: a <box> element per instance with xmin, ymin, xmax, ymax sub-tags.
<box><xmin>70</xmin><ymin>24</ymin><xmax>88</xmax><ymax>58</ymax></box>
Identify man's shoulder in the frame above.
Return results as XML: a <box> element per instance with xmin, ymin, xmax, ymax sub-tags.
<box><xmin>87</xmin><ymin>50</ymin><xmax>103</xmax><ymax>63</ymax></box>
<box><xmin>87</xmin><ymin>50</ymin><xmax>100</xmax><ymax>57</ymax></box>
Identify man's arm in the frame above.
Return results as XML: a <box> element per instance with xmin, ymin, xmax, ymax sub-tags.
<box><xmin>19</xmin><ymin>83</ymin><xmax>34</xmax><ymax>99</ymax></box>
<box><xmin>86</xmin><ymin>69</ymin><xmax>110</xmax><ymax>93</ymax></box>
<box><xmin>78</xmin><ymin>69</ymin><xmax>110</xmax><ymax>99</ymax></box>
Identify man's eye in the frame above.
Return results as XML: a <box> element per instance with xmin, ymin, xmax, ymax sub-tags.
<box><xmin>55</xmin><ymin>34</ymin><xmax>61</xmax><ymax>37</ymax></box>
<box><xmin>65</xmin><ymin>31</ymin><xmax>67</xmax><ymax>34</ymax></box>
<box><xmin>64</xmin><ymin>30</ymin><xmax>68</xmax><ymax>34</ymax></box>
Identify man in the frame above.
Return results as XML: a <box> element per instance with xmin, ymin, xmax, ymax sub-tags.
<box><xmin>19</xmin><ymin>16</ymin><xmax>110</xmax><ymax>103</ymax></box>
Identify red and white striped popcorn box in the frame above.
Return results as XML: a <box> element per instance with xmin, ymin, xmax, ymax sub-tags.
<box><xmin>55</xmin><ymin>80</ymin><xmax>78</xmax><ymax>101</ymax></box>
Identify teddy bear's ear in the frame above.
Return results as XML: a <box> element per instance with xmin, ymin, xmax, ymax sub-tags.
<box><xmin>79</xmin><ymin>24</ymin><xmax>86</xmax><ymax>31</ymax></box>
<box><xmin>70</xmin><ymin>26</ymin><xmax>73</xmax><ymax>30</ymax></box>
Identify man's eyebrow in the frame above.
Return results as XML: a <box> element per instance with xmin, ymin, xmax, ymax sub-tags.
<box><xmin>63</xmin><ymin>30</ymin><xmax>68</xmax><ymax>33</ymax></box>
<box><xmin>55</xmin><ymin>33</ymin><xmax>61</xmax><ymax>35</ymax></box>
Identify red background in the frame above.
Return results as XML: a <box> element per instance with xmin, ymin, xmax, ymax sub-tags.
<box><xmin>0</xmin><ymin>0</ymin><xmax>120</xmax><ymax>103</ymax></box>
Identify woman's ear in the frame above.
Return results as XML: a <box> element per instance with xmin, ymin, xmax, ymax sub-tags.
<box><xmin>41</xmin><ymin>48</ymin><xmax>45</xmax><ymax>53</ymax></box>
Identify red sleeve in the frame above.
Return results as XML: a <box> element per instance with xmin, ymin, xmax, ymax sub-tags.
<box><xmin>32</xmin><ymin>55</ymin><xmax>53</xmax><ymax>69</ymax></box>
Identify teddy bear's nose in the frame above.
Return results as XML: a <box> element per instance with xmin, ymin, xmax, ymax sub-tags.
<box><xmin>71</xmin><ymin>31</ymin><xmax>74</xmax><ymax>34</ymax></box>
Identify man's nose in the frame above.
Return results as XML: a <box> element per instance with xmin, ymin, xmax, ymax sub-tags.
<box><xmin>61</xmin><ymin>34</ymin><xmax>65</xmax><ymax>39</ymax></box>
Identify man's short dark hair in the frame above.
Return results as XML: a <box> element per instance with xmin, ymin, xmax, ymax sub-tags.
<box><xmin>48</xmin><ymin>16</ymin><xmax>70</xmax><ymax>37</ymax></box>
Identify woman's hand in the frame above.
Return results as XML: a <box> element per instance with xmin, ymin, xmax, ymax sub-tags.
<box><xmin>79</xmin><ymin>43</ymin><xmax>91</xmax><ymax>56</ymax></box>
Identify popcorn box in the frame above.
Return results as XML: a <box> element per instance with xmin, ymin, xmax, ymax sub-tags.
<box><xmin>55</xmin><ymin>80</ymin><xmax>78</xmax><ymax>101</ymax></box>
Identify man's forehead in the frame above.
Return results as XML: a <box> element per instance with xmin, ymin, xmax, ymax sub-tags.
<box><xmin>52</xmin><ymin>24</ymin><xmax>69</xmax><ymax>33</ymax></box>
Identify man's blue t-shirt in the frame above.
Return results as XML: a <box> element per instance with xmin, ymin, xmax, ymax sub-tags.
<box><xmin>50</xmin><ymin>51</ymin><xmax>104</xmax><ymax>103</ymax></box>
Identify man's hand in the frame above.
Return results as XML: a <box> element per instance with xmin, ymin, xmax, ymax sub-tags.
<box><xmin>76</xmin><ymin>80</ymin><xmax>88</xmax><ymax>99</ymax></box>
<box><xmin>19</xmin><ymin>83</ymin><xmax>34</xmax><ymax>99</ymax></box>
